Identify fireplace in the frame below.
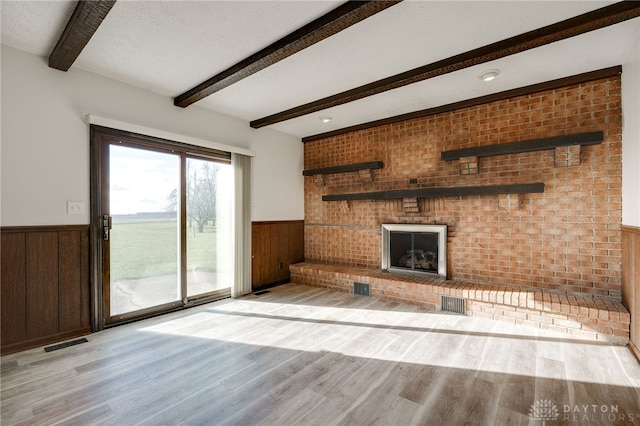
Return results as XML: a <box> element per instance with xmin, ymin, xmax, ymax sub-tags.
<box><xmin>382</xmin><ymin>224</ymin><xmax>447</xmax><ymax>278</ymax></box>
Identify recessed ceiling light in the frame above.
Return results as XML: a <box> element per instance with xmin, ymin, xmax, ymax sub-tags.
<box><xmin>320</xmin><ymin>116</ymin><xmax>333</xmax><ymax>123</ymax></box>
<box><xmin>479</xmin><ymin>69</ymin><xmax>500</xmax><ymax>82</ymax></box>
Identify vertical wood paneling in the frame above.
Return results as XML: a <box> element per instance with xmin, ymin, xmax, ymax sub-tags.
<box><xmin>622</xmin><ymin>225</ymin><xmax>640</xmax><ymax>359</ymax></box>
<box><xmin>278</xmin><ymin>224</ymin><xmax>290</xmax><ymax>281</ymax></box>
<box><xmin>1</xmin><ymin>226</ymin><xmax>90</xmax><ymax>354</ymax></box>
<box><xmin>622</xmin><ymin>230</ymin><xmax>634</xmax><ymax>311</ymax></box>
<box><xmin>635</xmin><ymin>241</ymin><xmax>640</xmax><ymax>351</ymax></box>
<box><xmin>80</xmin><ymin>230</ymin><xmax>91</xmax><ymax>329</ymax></box>
<box><xmin>268</xmin><ymin>225</ymin><xmax>279</xmax><ymax>284</ymax></box>
<box><xmin>59</xmin><ymin>231</ymin><xmax>84</xmax><ymax>331</ymax></box>
<box><xmin>1</xmin><ymin>233</ymin><xmax>27</xmax><ymax>345</ymax></box>
<box><xmin>260</xmin><ymin>224</ymin><xmax>271</xmax><ymax>285</ymax></box>
<box><xmin>289</xmin><ymin>222</ymin><xmax>304</xmax><ymax>264</ymax></box>
<box><xmin>251</xmin><ymin>223</ymin><xmax>264</xmax><ymax>290</ymax></box>
<box><xmin>251</xmin><ymin>221</ymin><xmax>304</xmax><ymax>290</ymax></box>
<box><xmin>26</xmin><ymin>232</ymin><xmax>59</xmax><ymax>339</ymax></box>
<box><xmin>635</xmin><ymin>248</ymin><xmax>640</xmax><ymax>352</ymax></box>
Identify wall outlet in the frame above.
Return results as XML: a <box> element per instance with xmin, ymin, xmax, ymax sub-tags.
<box><xmin>67</xmin><ymin>201</ymin><xmax>85</xmax><ymax>215</ymax></box>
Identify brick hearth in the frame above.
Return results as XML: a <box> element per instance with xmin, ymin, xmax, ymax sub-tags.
<box><xmin>290</xmin><ymin>262</ymin><xmax>630</xmax><ymax>344</ymax></box>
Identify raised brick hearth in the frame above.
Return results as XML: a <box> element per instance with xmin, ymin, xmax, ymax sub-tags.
<box><xmin>290</xmin><ymin>262</ymin><xmax>630</xmax><ymax>344</ymax></box>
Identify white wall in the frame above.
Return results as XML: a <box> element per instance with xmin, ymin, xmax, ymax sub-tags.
<box><xmin>250</xmin><ymin>131</ymin><xmax>304</xmax><ymax>222</ymax></box>
<box><xmin>622</xmin><ymin>31</ymin><xmax>640</xmax><ymax>227</ymax></box>
<box><xmin>0</xmin><ymin>45</ymin><xmax>303</xmax><ymax>226</ymax></box>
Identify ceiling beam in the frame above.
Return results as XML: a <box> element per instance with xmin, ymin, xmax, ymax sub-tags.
<box><xmin>302</xmin><ymin>66</ymin><xmax>622</xmax><ymax>143</ymax></box>
<box><xmin>251</xmin><ymin>1</ymin><xmax>640</xmax><ymax>129</ymax></box>
<box><xmin>49</xmin><ymin>0</ymin><xmax>116</xmax><ymax>71</ymax></box>
<box><xmin>174</xmin><ymin>0</ymin><xmax>402</xmax><ymax>108</ymax></box>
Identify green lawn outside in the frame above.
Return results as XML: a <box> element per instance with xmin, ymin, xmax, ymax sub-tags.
<box><xmin>110</xmin><ymin>221</ymin><xmax>223</xmax><ymax>281</ymax></box>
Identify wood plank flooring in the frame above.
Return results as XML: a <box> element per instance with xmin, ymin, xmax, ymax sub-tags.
<box><xmin>2</xmin><ymin>283</ymin><xmax>639</xmax><ymax>425</ymax></box>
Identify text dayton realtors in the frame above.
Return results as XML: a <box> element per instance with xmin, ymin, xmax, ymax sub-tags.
<box><xmin>562</xmin><ymin>404</ymin><xmax>638</xmax><ymax>422</ymax></box>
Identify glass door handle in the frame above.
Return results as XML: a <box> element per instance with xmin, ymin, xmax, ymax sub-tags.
<box><xmin>103</xmin><ymin>215</ymin><xmax>112</xmax><ymax>241</ymax></box>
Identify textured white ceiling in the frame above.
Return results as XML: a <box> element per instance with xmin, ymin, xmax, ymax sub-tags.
<box><xmin>2</xmin><ymin>1</ymin><xmax>639</xmax><ymax>139</ymax></box>
<box><xmin>76</xmin><ymin>0</ymin><xmax>343</xmax><ymax>96</ymax></box>
<box><xmin>0</xmin><ymin>1</ymin><xmax>76</xmax><ymax>55</ymax></box>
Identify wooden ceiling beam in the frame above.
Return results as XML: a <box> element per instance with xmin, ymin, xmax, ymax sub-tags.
<box><xmin>174</xmin><ymin>0</ymin><xmax>401</xmax><ymax>108</ymax></box>
<box><xmin>251</xmin><ymin>1</ymin><xmax>640</xmax><ymax>129</ymax></box>
<box><xmin>49</xmin><ymin>0</ymin><xmax>117</xmax><ymax>71</ymax></box>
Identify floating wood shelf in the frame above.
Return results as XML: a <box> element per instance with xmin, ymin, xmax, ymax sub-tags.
<box><xmin>441</xmin><ymin>131</ymin><xmax>603</xmax><ymax>161</ymax></box>
<box><xmin>303</xmin><ymin>161</ymin><xmax>383</xmax><ymax>176</ymax></box>
<box><xmin>322</xmin><ymin>183</ymin><xmax>545</xmax><ymax>202</ymax></box>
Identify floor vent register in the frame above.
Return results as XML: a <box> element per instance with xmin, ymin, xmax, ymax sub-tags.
<box><xmin>440</xmin><ymin>295</ymin><xmax>466</xmax><ymax>314</ymax></box>
<box><xmin>353</xmin><ymin>282</ymin><xmax>370</xmax><ymax>297</ymax></box>
<box><xmin>44</xmin><ymin>337</ymin><xmax>89</xmax><ymax>352</ymax></box>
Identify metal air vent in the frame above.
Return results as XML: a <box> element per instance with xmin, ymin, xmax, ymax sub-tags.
<box><xmin>441</xmin><ymin>295</ymin><xmax>465</xmax><ymax>314</ymax></box>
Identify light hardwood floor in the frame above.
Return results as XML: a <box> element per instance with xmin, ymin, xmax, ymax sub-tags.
<box><xmin>2</xmin><ymin>283</ymin><xmax>640</xmax><ymax>425</ymax></box>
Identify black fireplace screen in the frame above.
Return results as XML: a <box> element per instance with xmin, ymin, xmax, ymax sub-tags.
<box><xmin>389</xmin><ymin>231</ymin><xmax>439</xmax><ymax>273</ymax></box>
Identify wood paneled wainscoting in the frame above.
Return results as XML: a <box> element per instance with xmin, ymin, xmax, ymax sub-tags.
<box><xmin>251</xmin><ymin>221</ymin><xmax>304</xmax><ymax>290</ymax></box>
<box><xmin>1</xmin><ymin>226</ymin><xmax>91</xmax><ymax>354</ymax></box>
<box><xmin>622</xmin><ymin>225</ymin><xmax>640</xmax><ymax>360</ymax></box>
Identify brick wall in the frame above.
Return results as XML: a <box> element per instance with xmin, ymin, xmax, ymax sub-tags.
<box><xmin>304</xmin><ymin>77</ymin><xmax>622</xmax><ymax>298</ymax></box>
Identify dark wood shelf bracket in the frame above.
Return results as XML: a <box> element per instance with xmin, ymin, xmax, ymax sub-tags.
<box><xmin>322</xmin><ymin>183</ymin><xmax>544</xmax><ymax>202</ymax></box>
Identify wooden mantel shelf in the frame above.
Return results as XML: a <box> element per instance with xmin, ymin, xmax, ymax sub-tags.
<box><xmin>303</xmin><ymin>161</ymin><xmax>383</xmax><ymax>176</ymax></box>
<box><xmin>322</xmin><ymin>183</ymin><xmax>544</xmax><ymax>201</ymax></box>
<box><xmin>441</xmin><ymin>131</ymin><xmax>603</xmax><ymax>161</ymax></box>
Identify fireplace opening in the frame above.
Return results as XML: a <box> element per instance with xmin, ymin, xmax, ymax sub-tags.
<box><xmin>390</xmin><ymin>232</ymin><xmax>439</xmax><ymax>273</ymax></box>
<box><xmin>382</xmin><ymin>224</ymin><xmax>447</xmax><ymax>278</ymax></box>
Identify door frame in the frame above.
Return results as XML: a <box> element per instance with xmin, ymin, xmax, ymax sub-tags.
<box><xmin>89</xmin><ymin>125</ymin><xmax>232</xmax><ymax>331</ymax></box>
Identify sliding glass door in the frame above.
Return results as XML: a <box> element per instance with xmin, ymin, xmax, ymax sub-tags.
<box><xmin>108</xmin><ymin>145</ymin><xmax>181</xmax><ymax>317</ymax></box>
<box><xmin>93</xmin><ymin>128</ymin><xmax>232</xmax><ymax>326</ymax></box>
<box><xmin>185</xmin><ymin>157</ymin><xmax>233</xmax><ymax>299</ymax></box>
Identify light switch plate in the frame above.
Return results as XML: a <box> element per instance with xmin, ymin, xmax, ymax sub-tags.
<box><xmin>67</xmin><ymin>201</ymin><xmax>85</xmax><ymax>215</ymax></box>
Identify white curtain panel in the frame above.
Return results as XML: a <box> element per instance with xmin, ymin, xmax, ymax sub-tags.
<box><xmin>232</xmin><ymin>153</ymin><xmax>253</xmax><ymax>298</ymax></box>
